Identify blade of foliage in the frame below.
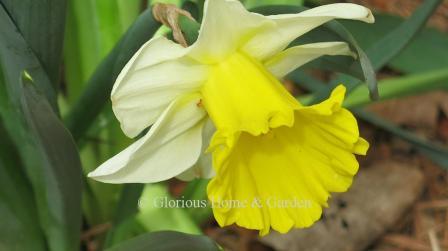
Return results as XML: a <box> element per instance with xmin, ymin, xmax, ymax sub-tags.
<box><xmin>0</xmin><ymin>7</ymin><xmax>82</xmax><ymax>251</ymax></box>
<box><xmin>118</xmin><ymin>0</ymin><xmax>143</xmax><ymax>31</ymax></box>
<box><xmin>363</xmin><ymin>0</ymin><xmax>442</xmax><ymax>71</ymax></box>
<box><xmin>104</xmin><ymin>184</ymin><xmax>145</xmax><ymax>248</ymax></box>
<box><xmin>252</xmin><ymin>5</ymin><xmax>378</xmax><ymax>99</ymax></box>
<box><xmin>0</xmin><ymin>71</ymin><xmax>82</xmax><ymax>251</ymax></box>
<box><xmin>106</xmin><ymin>231</ymin><xmax>220</xmax><ymax>251</ymax></box>
<box><xmin>0</xmin><ymin>65</ymin><xmax>47</xmax><ymax>251</ymax></box>
<box><xmin>1</xmin><ymin>0</ymin><xmax>67</xmax><ymax>89</ymax></box>
<box><xmin>342</xmin><ymin>14</ymin><xmax>448</xmax><ymax>74</ymax></box>
<box><xmin>64</xmin><ymin>0</ymin><xmax>141</xmax><ymax>103</ymax></box>
<box><xmin>114</xmin><ymin>184</ymin><xmax>145</xmax><ymax>224</ymax></box>
<box><xmin>343</xmin><ymin>68</ymin><xmax>448</xmax><ymax>108</ymax></box>
<box><xmin>64</xmin><ymin>0</ymin><xmax>142</xmax><ymax>228</ymax></box>
<box><xmin>310</xmin><ymin>0</ymin><xmax>442</xmax><ymax>103</ymax></box>
<box><xmin>65</xmin><ymin>9</ymin><xmax>161</xmax><ymax>142</ymax></box>
<box><xmin>0</xmin><ymin>4</ymin><xmax>58</xmax><ymax>110</ymax></box>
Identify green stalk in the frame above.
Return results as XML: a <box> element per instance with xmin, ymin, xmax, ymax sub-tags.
<box><xmin>344</xmin><ymin>67</ymin><xmax>448</xmax><ymax>108</ymax></box>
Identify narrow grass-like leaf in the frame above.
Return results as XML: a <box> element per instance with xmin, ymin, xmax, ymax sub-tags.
<box><xmin>0</xmin><ymin>64</ymin><xmax>47</xmax><ymax>251</ymax></box>
<box><xmin>1</xmin><ymin>7</ymin><xmax>82</xmax><ymax>250</ymax></box>
<box><xmin>0</xmin><ymin>71</ymin><xmax>82</xmax><ymax>251</ymax></box>
<box><xmin>1</xmin><ymin>0</ymin><xmax>67</xmax><ymax>89</ymax></box>
<box><xmin>342</xmin><ymin>14</ymin><xmax>448</xmax><ymax>74</ymax></box>
<box><xmin>310</xmin><ymin>0</ymin><xmax>442</xmax><ymax>103</ymax></box>
<box><xmin>0</xmin><ymin>5</ymin><xmax>57</xmax><ymax>110</ymax></box>
<box><xmin>64</xmin><ymin>0</ymin><xmax>142</xmax><ymax>103</ymax></box>
<box><xmin>364</xmin><ymin>0</ymin><xmax>442</xmax><ymax>71</ymax></box>
<box><xmin>343</xmin><ymin>68</ymin><xmax>448</xmax><ymax>108</ymax></box>
<box><xmin>104</xmin><ymin>184</ymin><xmax>145</xmax><ymax>247</ymax></box>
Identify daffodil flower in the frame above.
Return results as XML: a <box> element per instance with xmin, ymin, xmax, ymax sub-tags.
<box><xmin>89</xmin><ymin>0</ymin><xmax>373</xmax><ymax>235</ymax></box>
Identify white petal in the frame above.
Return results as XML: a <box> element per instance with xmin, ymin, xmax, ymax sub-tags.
<box><xmin>88</xmin><ymin>93</ymin><xmax>206</xmax><ymax>183</ymax></box>
<box><xmin>177</xmin><ymin>118</ymin><xmax>215</xmax><ymax>181</ymax></box>
<box><xmin>265</xmin><ymin>42</ymin><xmax>354</xmax><ymax>78</ymax></box>
<box><xmin>242</xmin><ymin>3</ymin><xmax>374</xmax><ymax>61</ymax></box>
<box><xmin>112</xmin><ymin>36</ymin><xmax>209</xmax><ymax>138</ymax></box>
<box><xmin>187</xmin><ymin>0</ymin><xmax>274</xmax><ymax>63</ymax></box>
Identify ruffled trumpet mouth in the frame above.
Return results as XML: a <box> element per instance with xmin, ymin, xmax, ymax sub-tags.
<box><xmin>207</xmin><ymin>85</ymin><xmax>369</xmax><ymax>235</ymax></box>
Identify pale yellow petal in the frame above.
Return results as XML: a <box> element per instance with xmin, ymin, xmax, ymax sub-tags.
<box><xmin>243</xmin><ymin>3</ymin><xmax>374</xmax><ymax>61</ymax></box>
<box><xmin>176</xmin><ymin>118</ymin><xmax>216</xmax><ymax>181</ymax></box>
<box><xmin>112</xmin><ymin>36</ymin><xmax>208</xmax><ymax>138</ymax></box>
<box><xmin>187</xmin><ymin>0</ymin><xmax>274</xmax><ymax>63</ymax></box>
<box><xmin>265</xmin><ymin>42</ymin><xmax>354</xmax><ymax>78</ymax></box>
<box><xmin>88</xmin><ymin>93</ymin><xmax>207</xmax><ymax>183</ymax></box>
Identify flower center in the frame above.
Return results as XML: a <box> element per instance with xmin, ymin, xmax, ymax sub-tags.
<box><xmin>201</xmin><ymin>51</ymin><xmax>300</xmax><ymax>145</ymax></box>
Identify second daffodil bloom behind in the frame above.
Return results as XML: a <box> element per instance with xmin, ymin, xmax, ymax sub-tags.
<box><xmin>89</xmin><ymin>0</ymin><xmax>373</xmax><ymax>235</ymax></box>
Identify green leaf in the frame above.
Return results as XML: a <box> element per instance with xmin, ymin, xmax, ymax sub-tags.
<box><xmin>64</xmin><ymin>0</ymin><xmax>143</xmax><ymax>228</ymax></box>
<box><xmin>117</xmin><ymin>0</ymin><xmax>143</xmax><ymax>31</ymax></box>
<box><xmin>0</xmin><ymin>65</ymin><xmax>47</xmax><ymax>251</ymax></box>
<box><xmin>0</xmin><ymin>71</ymin><xmax>82</xmax><ymax>251</ymax></box>
<box><xmin>0</xmin><ymin>6</ymin><xmax>82</xmax><ymax>251</ymax></box>
<box><xmin>64</xmin><ymin>0</ymin><xmax>142</xmax><ymax>103</ymax></box>
<box><xmin>65</xmin><ymin>8</ymin><xmax>161</xmax><ymax>142</ymax></box>
<box><xmin>1</xmin><ymin>0</ymin><xmax>67</xmax><ymax>88</ymax></box>
<box><xmin>63</xmin><ymin>2</ymin><xmax>161</xmax><ymax>236</ymax></box>
<box><xmin>362</xmin><ymin>0</ymin><xmax>442</xmax><ymax>71</ymax></box>
<box><xmin>104</xmin><ymin>184</ymin><xmax>145</xmax><ymax>247</ymax></box>
<box><xmin>0</xmin><ymin>4</ymin><xmax>58</xmax><ymax>111</ymax></box>
<box><xmin>106</xmin><ymin>231</ymin><xmax>220</xmax><ymax>251</ymax></box>
<box><xmin>343</xmin><ymin>68</ymin><xmax>448</xmax><ymax>108</ymax></box>
<box><xmin>341</xmin><ymin>14</ymin><xmax>448</xmax><ymax>74</ymax></box>
<box><xmin>310</xmin><ymin>0</ymin><xmax>443</xmax><ymax>102</ymax></box>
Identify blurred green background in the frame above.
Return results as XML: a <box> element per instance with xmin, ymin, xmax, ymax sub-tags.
<box><xmin>1</xmin><ymin>0</ymin><xmax>448</xmax><ymax>250</ymax></box>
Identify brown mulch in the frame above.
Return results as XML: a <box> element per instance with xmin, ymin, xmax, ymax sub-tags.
<box><xmin>349</xmin><ymin>0</ymin><xmax>448</xmax><ymax>32</ymax></box>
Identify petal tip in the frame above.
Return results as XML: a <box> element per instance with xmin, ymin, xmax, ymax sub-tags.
<box><xmin>365</xmin><ymin>9</ymin><xmax>375</xmax><ymax>23</ymax></box>
<box><xmin>354</xmin><ymin>137</ymin><xmax>370</xmax><ymax>155</ymax></box>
